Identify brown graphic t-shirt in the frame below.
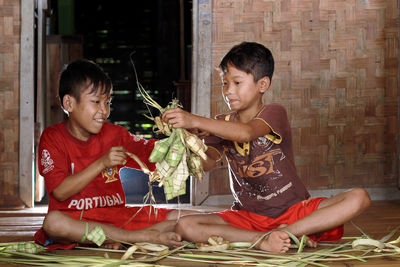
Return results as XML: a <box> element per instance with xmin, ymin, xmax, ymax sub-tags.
<box><xmin>205</xmin><ymin>103</ymin><xmax>310</xmax><ymax>218</ymax></box>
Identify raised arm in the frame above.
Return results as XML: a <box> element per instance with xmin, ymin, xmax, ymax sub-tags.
<box><xmin>162</xmin><ymin>108</ymin><xmax>271</xmax><ymax>143</ymax></box>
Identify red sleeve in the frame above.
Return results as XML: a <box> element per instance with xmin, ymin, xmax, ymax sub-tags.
<box><xmin>120</xmin><ymin>129</ymin><xmax>157</xmax><ymax>172</ymax></box>
<box><xmin>38</xmin><ymin>127</ymin><xmax>71</xmax><ymax>194</ymax></box>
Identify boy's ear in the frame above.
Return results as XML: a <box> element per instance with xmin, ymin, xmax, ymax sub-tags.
<box><xmin>258</xmin><ymin>77</ymin><xmax>271</xmax><ymax>93</ymax></box>
<box><xmin>62</xmin><ymin>94</ymin><xmax>75</xmax><ymax>113</ymax></box>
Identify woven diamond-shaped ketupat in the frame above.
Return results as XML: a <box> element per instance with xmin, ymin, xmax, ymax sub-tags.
<box><xmin>136</xmin><ymin>77</ymin><xmax>207</xmax><ymax>201</ymax></box>
<box><xmin>164</xmin><ymin>176</ymin><xmax>186</xmax><ymax>200</ymax></box>
<box><xmin>152</xmin><ymin>130</ymin><xmax>205</xmax><ymax>200</ymax></box>
<box><xmin>155</xmin><ymin>159</ymin><xmax>176</xmax><ymax>180</ymax></box>
<box><xmin>87</xmin><ymin>225</ymin><xmax>106</xmax><ymax>247</ymax></box>
<box><xmin>163</xmin><ymin>151</ymin><xmax>189</xmax><ymax>201</ymax></box>
<box><xmin>163</xmin><ymin>130</ymin><xmax>186</xmax><ymax>167</ymax></box>
<box><xmin>169</xmin><ymin>150</ymin><xmax>189</xmax><ymax>198</ymax></box>
<box><xmin>188</xmin><ymin>153</ymin><xmax>204</xmax><ymax>180</ymax></box>
<box><xmin>5</xmin><ymin>242</ymin><xmax>45</xmax><ymax>254</ymax></box>
<box><xmin>149</xmin><ymin>137</ymin><xmax>172</xmax><ymax>163</ymax></box>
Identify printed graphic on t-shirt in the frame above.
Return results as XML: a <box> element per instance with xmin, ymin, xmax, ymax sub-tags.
<box><xmin>256</xmin><ymin>181</ymin><xmax>293</xmax><ymax>200</ymax></box>
<box><xmin>102</xmin><ymin>167</ymin><xmax>119</xmax><ymax>183</ymax></box>
<box><xmin>228</xmin><ymin>135</ymin><xmax>294</xmax><ymax>204</ymax></box>
<box><xmin>230</xmin><ymin>136</ymin><xmax>285</xmax><ymax>179</ymax></box>
<box><xmin>41</xmin><ymin>149</ymin><xmax>54</xmax><ymax>174</ymax></box>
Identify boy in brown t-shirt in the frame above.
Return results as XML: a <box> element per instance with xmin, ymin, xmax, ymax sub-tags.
<box><xmin>162</xmin><ymin>42</ymin><xmax>371</xmax><ymax>253</ymax></box>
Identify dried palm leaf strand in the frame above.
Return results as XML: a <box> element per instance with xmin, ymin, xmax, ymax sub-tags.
<box><xmin>125</xmin><ymin>151</ymin><xmax>151</xmax><ymax>175</ymax></box>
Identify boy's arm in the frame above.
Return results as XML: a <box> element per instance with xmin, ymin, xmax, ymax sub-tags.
<box><xmin>163</xmin><ymin>108</ymin><xmax>271</xmax><ymax>143</ymax></box>
<box><xmin>202</xmin><ymin>146</ymin><xmax>222</xmax><ymax>171</ymax></box>
<box><xmin>52</xmin><ymin>146</ymin><xmax>127</xmax><ymax>201</ymax></box>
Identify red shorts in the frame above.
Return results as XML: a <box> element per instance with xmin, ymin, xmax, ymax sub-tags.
<box><xmin>34</xmin><ymin>205</ymin><xmax>171</xmax><ymax>250</ymax></box>
<box><xmin>216</xmin><ymin>197</ymin><xmax>343</xmax><ymax>242</ymax></box>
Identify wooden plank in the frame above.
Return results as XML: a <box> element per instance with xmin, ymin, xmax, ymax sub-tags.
<box><xmin>19</xmin><ymin>0</ymin><xmax>35</xmax><ymax>208</ymax></box>
<box><xmin>191</xmin><ymin>0</ymin><xmax>212</xmax><ymax>205</ymax></box>
<box><xmin>0</xmin><ymin>0</ymin><xmax>23</xmax><ymax>209</ymax></box>
<box><xmin>36</xmin><ymin>0</ymin><xmax>47</xmax><ymax>133</ymax></box>
<box><xmin>0</xmin><ymin>225</ymin><xmax>42</xmax><ymax>231</ymax></box>
<box><xmin>0</xmin><ymin>217</ymin><xmax>43</xmax><ymax>226</ymax></box>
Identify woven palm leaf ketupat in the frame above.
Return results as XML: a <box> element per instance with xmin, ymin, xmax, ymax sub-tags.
<box><xmin>129</xmin><ymin>69</ymin><xmax>207</xmax><ymax>200</ymax></box>
<box><xmin>148</xmin><ymin>114</ymin><xmax>207</xmax><ymax>200</ymax></box>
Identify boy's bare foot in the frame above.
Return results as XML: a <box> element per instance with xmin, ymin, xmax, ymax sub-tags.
<box><xmin>253</xmin><ymin>231</ymin><xmax>291</xmax><ymax>253</ymax></box>
<box><xmin>277</xmin><ymin>223</ymin><xmax>317</xmax><ymax>248</ymax></box>
<box><xmin>157</xmin><ymin>231</ymin><xmax>183</xmax><ymax>247</ymax></box>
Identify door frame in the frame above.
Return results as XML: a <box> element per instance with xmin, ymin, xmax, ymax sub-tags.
<box><xmin>190</xmin><ymin>0</ymin><xmax>212</xmax><ymax>205</ymax></box>
<box><xmin>19</xmin><ymin>0</ymin><xmax>35</xmax><ymax>208</ymax></box>
<box><xmin>19</xmin><ymin>0</ymin><xmax>48</xmax><ymax>208</ymax></box>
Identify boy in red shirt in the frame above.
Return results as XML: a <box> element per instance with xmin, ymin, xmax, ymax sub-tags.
<box><xmin>35</xmin><ymin>59</ymin><xmax>195</xmax><ymax>250</ymax></box>
<box><xmin>162</xmin><ymin>42</ymin><xmax>371</xmax><ymax>253</ymax></box>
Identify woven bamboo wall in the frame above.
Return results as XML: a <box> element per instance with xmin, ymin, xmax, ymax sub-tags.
<box><xmin>0</xmin><ymin>1</ymin><xmax>21</xmax><ymax>206</ymax></box>
<box><xmin>210</xmin><ymin>0</ymin><xmax>399</xmax><ymax>194</ymax></box>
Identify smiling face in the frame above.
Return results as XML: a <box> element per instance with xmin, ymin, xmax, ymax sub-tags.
<box><xmin>221</xmin><ymin>64</ymin><xmax>269</xmax><ymax>114</ymax></box>
<box><xmin>63</xmin><ymin>82</ymin><xmax>112</xmax><ymax>141</ymax></box>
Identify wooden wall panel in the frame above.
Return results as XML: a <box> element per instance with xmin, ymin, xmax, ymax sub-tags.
<box><xmin>210</xmin><ymin>0</ymin><xmax>398</xmax><ymax>194</ymax></box>
<box><xmin>0</xmin><ymin>0</ymin><xmax>23</xmax><ymax>207</ymax></box>
<box><xmin>45</xmin><ymin>35</ymin><xmax>83</xmax><ymax>128</ymax></box>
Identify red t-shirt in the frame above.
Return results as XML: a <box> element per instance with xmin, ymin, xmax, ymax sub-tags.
<box><xmin>38</xmin><ymin>121</ymin><xmax>156</xmax><ymax>212</ymax></box>
<box><xmin>205</xmin><ymin>103</ymin><xmax>310</xmax><ymax>218</ymax></box>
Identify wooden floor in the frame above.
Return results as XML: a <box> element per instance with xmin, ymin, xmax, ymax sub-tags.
<box><xmin>0</xmin><ymin>200</ymin><xmax>399</xmax><ymax>266</ymax></box>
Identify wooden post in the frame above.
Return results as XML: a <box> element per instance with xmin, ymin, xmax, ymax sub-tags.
<box><xmin>191</xmin><ymin>0</ymin><xmax>212</xmax><ymax>205</ymax></box>
<box><xmin>398</xmin><ymin>0</ymin><xmax>400</xmax><ymax>190</ymax></box>
<box><xmin>19</xmin><ymin>0</ymin><xmax>35</xmax><ymax>208</ymax></box>
<box><xmin>37</xmin><ymin>0</ymin><xmax>47</xmax><ymax>132</ymax></box>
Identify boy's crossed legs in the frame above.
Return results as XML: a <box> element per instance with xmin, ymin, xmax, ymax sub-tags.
<box><xmin>41</xmin><ymin>208</ymin><xmax>201</xmax><ymax>249</ymax></box>
<box><xmin>175</xmin><ymin>188</ymin><xmax>371</xmax><ymax>253</ymax></box>
<box><xmin>176</xmin><ymin>213</ymin><xmax>292</xmax><ymax>252</ymax></box>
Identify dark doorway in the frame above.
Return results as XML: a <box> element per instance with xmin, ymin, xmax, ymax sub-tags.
<box><xmin>41</xmin><ymin>0</ymin><xmax>192</xmax><ymax>204</ymax></box>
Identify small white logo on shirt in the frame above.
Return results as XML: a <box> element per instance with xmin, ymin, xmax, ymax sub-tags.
<box><xmin>41</xmin><ymin>149</ymin><xmax>54</xmax><ymax>174</ymax></box>
<box><xmin>130</xmin><ymin>132</ymin><xmax>148</xmax><ymax>144</ymax></box>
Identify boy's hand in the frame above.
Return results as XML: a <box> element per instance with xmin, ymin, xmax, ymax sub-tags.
<box><xmin>157</xmin><ymin>231</ymin><xmax>183</xmax><ymax>247</ymax></box>
<box><xmin>100</xmin><ymin>146</ymin><xmax>127</xmax><ymax>169</ymax></box>
<box><xmin>162</xmin><ymin>108</ymin><xmax>196</xmax><ymax>129</ymax></box>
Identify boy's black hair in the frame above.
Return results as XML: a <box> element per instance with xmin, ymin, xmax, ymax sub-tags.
<box><xmin>59</xmin><ymin>59</ymin><xmax>112</xmax><ymax>108</ymax></box>
<box><xmin>219</xmin><ymin>42</ymin><xmax>274</xmax><ymax>82</ymax></box>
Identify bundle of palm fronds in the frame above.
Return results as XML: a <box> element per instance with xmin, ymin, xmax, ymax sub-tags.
<box><xmin>129</xmin><ymin>71</ymin><xmax>207</xmax><ymax>201</ymax></box>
